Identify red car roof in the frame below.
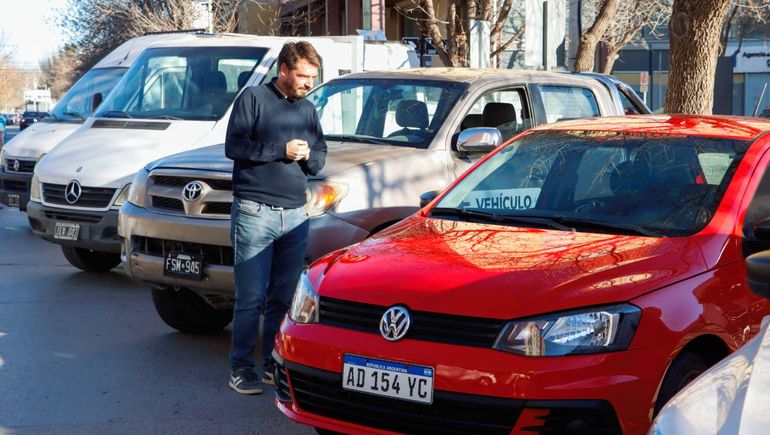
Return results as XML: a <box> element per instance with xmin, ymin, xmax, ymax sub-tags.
<box><xmin>533</xmin><ymin>115</ymin><xmax>770</xmax><ymax>141</ymax></box>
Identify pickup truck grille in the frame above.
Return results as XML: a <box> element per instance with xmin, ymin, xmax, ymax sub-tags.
<box><xmin>146</xmin><ymin>172</ymin><xmax>232</xmax><ymax>219</ymax></box>
<box><xmin>42</xmin><ymin>183</ymin><xmax>116</xmax><ymax>208</ymax></box>
<box><xmin>5</xmin><ymin>158</ymin><xmax>36</xmax><ymax>173</ymax></box>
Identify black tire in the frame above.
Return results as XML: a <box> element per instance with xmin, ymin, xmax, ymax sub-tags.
<box><xmin>654</xmin><ymin>351</ymin><xmax>708</xmax><ymax>416</ymax></box>
<box><xmin>61</xmin><ymin>246</ymin><xmax>121</xmax><ymax>272</ymax></box>
<box><xmin>151</xmin><ymin>286</ymin><xmax>233</xmax><ymax>334</ymax></box>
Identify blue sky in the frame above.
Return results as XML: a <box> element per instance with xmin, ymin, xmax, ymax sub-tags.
<box><xmin>0</xmin><ymin>0</ymin><xmax>68</xmax><ymax>69</ymax></box>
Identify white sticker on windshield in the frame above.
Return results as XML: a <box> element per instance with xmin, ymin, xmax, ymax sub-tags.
<box><xmin>698</xmin><ymin>153</ymin><xmax>732</xmax><ymax>185</ymax></box>
<box><xmin>462</xmin><ymin>188</ymin><xmax>541</xmax><ymax>210</ymax></box>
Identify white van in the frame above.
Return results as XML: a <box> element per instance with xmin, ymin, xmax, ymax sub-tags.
<box><xmin>0</xmin><ymin>32</ymin><xmax>200</xmax><ymax>211</ymax></box>
<box><xmin>27</xmin><ymin>33</ymin><xmax>416</xmax><ymax>272</ymax></box>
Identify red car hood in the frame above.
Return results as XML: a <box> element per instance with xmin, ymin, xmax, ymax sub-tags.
<box><xmin>317</xmin><ymin>216</ymin><xmax>708</xmax><ymax>319</ymax></box>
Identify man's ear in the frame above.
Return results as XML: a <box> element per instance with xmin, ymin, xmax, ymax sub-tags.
<box><xmin>279</xmin><ymin>63</ymin><xmax>289</xmax><ymax>78</ymax></box>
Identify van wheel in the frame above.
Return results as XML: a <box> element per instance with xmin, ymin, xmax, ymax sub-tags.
<box><xmin>61</xmin><ymin>246</ymin><xmax>121</xmax><ymax>272</ymax></box>
<box><xmin>151</xmin><ymin>286</ymin><xmax>233</xmax><ymax>334</ymax></box>
<box><xmin>654</xmin><ymin>351</ymin><xmax>708</xmax><ymax>416</ymax></box>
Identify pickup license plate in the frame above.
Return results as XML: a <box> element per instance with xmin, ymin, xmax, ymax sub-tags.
<box><xmin>342</xmin><ymin>355</ymin><xmax>433</xmax><ymax>404</ymax></box>
<box><xmin>7</xmin><ymin>193</ymin><xmax>20</xmax><ymax>207</ymax></box>
<box><xmin>53</xmin><ymin>222</ymin><xmax>80</xmax><ymax>240</ymax></box>
<box><xmin>163</xmin><ymin>251</ymin><xmax>203</xmax><ymax>280</ymax></box>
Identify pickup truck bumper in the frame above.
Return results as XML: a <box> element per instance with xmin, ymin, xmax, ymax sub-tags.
<box><xmin>27</xmin><ymin>201</ymin><xmax>121</xmax><ymax>252</ymax></box>
<box><xmin>119</xmin><ymin>202</ymin><xmax>370</xmax><ymax>293</ymax></box>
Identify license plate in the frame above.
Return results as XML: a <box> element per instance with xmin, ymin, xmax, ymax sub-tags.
<box><xmin>53</xmin><ymin>222</ymin><xmax>80</xmax><ymax>240</ymax></box>
<box><xmin>163</xmin><ymin>251</ymin><xmax>203</xmax><ymax>280</ymax></box>
<box><xmin>7</xmin><ymin>193</ymin><xmax>20</xmax><ymax>207</ymax></box>
<box><xmin>342</xmin><ymin>355</ymin><xmax>433</xmax><ymax>404</ymax></box>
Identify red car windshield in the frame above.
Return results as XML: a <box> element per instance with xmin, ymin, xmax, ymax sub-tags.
<box><xmin>434</xmin><ymin>130</ymin><xmax>751</xmax><ymax>237</ymax></box>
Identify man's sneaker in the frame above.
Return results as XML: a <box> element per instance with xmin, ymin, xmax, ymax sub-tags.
<box><xmin>229</xmin><ymin>368</ymin><xmax>263</xmax><ymax>395</ymax></box>
<box><xmin>262</xmin><ymin>371</ymin><xmax>275</xmax><ymax>386</ymax></box>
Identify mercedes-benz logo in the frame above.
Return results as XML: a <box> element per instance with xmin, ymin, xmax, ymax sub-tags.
<box><xmin>65</xmin><ymin>180</ymin><xmax>82</xmax><ymax>204</ymax></box>
<box><xmin>379</xmin><ymin>306</ymin><xmax>411</xmax><ymax>341</ymax></box>
<box><xmin>182</xmin><ymin>181</ymin><xmax>204</xmax><ymax>202</ymax></box>
<box><xmin>12</xmin><ymin>160</ymin><xmax>20</xmax><ymax>172</ymax></box>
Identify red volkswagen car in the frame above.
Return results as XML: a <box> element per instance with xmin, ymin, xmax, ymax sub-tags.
<box><xmin>274</xmin><ymin>116</ymin><xmax>770</xmax><ymax>435</ymax></box>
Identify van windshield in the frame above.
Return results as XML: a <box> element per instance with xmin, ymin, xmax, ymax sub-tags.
<box><xmin>96</xmin><ymin>46</ymin><xmax>267</xmax><ymax>121</ymax></box>
<box><xmin>46</xmin><ymin>67</ymin><xmax>126</xmax><ymax>122</ymax></box>
<box><xmin>307</xmin><ymin>78</ymin><xmax>467</xmax><ymax>148</ymax></box>
<box><xmin>434</xmin><ymin>130</ymin><xmax>751</xmax><ymax>237</ymax></box>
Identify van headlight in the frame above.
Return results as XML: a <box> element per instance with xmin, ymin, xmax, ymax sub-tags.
<box><xmin>112</xmin><ymin>183</ymin><xmax>132</xmax><ymax>209</ymax></box>
<box><xmin>493</xmin><ymin>304</ymin><xmax>641</xmax><ymax>356</ymax></box>
<box><xmin>127</xmin><ymin>168</ymin><xmax>150</xmax><ymax>208</ymax></box>
<box><xmin>288</xmin><ymin>271</ymin><xmax>319</xmax><ymax>324</ymax></box>
<box><xmin>307</xmin><ymin>181</ymin><xmax>348</xmax><ymax>217</ymax></box>
<box><xmin>0</xmin><ymin>149</ymin><xmax>5</xmax><ymax>169</ymax></box>
<box><xmin>30</xmin><ymin>173</ymin><xmax>41</xmax><ymax>202</ymax></box>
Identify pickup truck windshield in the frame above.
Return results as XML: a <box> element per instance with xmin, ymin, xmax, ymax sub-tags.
<box><xmin>46</xmin><ymin>67</ymin><xmax>126</xmax><ymax>122</ymax></box>
<box><xmin>307</xmin><ymin>78</ymin><xmax>467</xmax><ymax>148</ymax></box>
<box><xmin>435</xmin><ymin>130</ymin><xmax>751</xmax><ymax>237</ymax></box>
<box><xmin>96</xmin><ymin>46</ymin><xmax>267</xmax><ymax>121</ymax></box>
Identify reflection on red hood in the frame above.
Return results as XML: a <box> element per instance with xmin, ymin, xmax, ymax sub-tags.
<box><xmin>317</xmin><ymin>216</ymin><xmax>708</xmax><ymax>319</ymax></box>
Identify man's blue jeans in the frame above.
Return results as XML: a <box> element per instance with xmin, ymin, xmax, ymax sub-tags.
<box><xmin>229</xmin><ymin>198</ymin><xmax>309</xmax><ymax>371</ymax></box>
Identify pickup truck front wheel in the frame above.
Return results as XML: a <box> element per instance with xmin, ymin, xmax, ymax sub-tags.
<box><xmin>152</xmin><ymin>285</ymin><xmax>233</xmax><ymax>333</ymax></box>
<box><xmin>61</xmin><ymin>246</ymin><xmax>121</xmax><ymax>272</ymax></box>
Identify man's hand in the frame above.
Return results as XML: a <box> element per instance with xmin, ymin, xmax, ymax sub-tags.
<box><xmin>286</xmin><ymin>139</ymin><xmax>309</xmax><ymax>161</ymax></box>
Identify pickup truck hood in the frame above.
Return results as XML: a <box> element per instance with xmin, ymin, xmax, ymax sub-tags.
<box><xmin>148</xmin><ymin>140</ymin><xmax>419</xmax><ymax>179</ymax></box>
<box><xmin>651</xmin><ymin>316</ymin><xmax>770</xmax><ymax>435</ymax></box>
<box><xmin>35</xmin><ymin>119</ymin><xmax>216</xmax><ymax>187</ymax></box>
<box><xmin>3</xmin><ymin>121</ymin><xmax>83</xmax><ymax>159</ymax></box>
<box><xmin>317</xmin><ymin>215</ymin><xmax>708</xmax><ymax>319</ymax></box>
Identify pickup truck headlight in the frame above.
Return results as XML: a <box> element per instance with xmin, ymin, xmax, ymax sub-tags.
<box><xmin>30</xmin><ymin>173</ymin><xmax>41</xmax><ymax>202</ymax></box>
<box><xmin>307</xmin><ymin>181</ymin><xmax>348</xmax><ymax>217</ymax></box>
<box><xmin>288</xmin><ymin>271</ymin><xmax>319</xmax><ymax>324</ymax></box>
<box><xmin>494</xmin><ymin>304</ymin><xmax>641</xmax><ymax>356</ymax></box>
<box><xmin>0</xmin><ymin>149</ymin><xmax>5</xmax><ymax>169</ymax></box>
<box><xmin>127</xmin><ymin>168</ymin><xmax>150</xmax><ymax>208</ymax></box>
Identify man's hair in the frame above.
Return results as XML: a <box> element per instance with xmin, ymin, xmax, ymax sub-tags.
<box><xmin>278</xmin><ymin>41</ymin><xmax>323</xmax><ymax>70</ymax></box>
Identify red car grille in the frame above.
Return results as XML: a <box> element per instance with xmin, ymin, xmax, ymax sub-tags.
<box><xmin>319</xmin><ymin>297</ymin><xmax>505</xmax><ymax>348</ymax></box>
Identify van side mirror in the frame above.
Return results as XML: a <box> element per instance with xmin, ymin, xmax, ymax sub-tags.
<box><xmin>747</xmin><ymin>250</ymin><xmax>770</xmax><ymax>299</ymax></box>
<box><xmin>420</xmin><ymin>190</ymin><xmax>440</xmax><ymax>208</ymax></box>
<box><xmin>92</xmin><ymin>93</ymin><xmax>103</xmax><ymax>111</ymax></box>
<box><xmin>457</xmin><ymin>127</ymin><xmax>502</xmax><ymax>154</ymax></box>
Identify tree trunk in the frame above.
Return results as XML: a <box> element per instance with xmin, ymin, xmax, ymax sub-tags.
<box><xmin>601</xmin><ymin>49</ymin><xmax>620</xmax><ymax>75</ymax></box>
<box><xmin>665</xmin><ymin>0</ymin><xmax>731</xmax><ymax>114</ymax></box>
<box><xmin>573</xmin><ymin>0</ymin><xmax>621</xmax><ymax>72</ymax></box>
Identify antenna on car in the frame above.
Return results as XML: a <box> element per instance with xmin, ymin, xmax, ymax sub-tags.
<box><xmin>143</xmin><ymin>28</ymin><xmax>208</xmax><ymax>36</ymax></box>
<box><xmin>754</xmin><ymin>83</ymin><xmax>768</xmax><ymax>117</ymax></box>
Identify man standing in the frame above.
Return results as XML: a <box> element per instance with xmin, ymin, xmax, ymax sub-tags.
<box><xmin>225</xmin><ymin>42</ymin><xmax>326</xmax><ymax>395</ymax></box>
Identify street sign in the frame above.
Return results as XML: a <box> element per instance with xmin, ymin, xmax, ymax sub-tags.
<box><xmin>401</xmin><ymin>37</ymin><xmax>446</xmax><ymax>57</ymax></box>
<box><xmin>639</xmin><ymin>71</ymin><xmax>649</xmax><ymax>93</ymax></box>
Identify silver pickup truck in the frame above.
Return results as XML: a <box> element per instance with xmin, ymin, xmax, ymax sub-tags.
<box><xmin>118</xmin><ymin>68</ymin><xmax>649</xmax><ymax>333</ymax></box>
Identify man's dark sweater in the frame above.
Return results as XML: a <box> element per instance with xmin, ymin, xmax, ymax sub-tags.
<box><xmin>225</xmin><ymin>81</ymin><xmax>327</xmax><ymax>208</ymax></box>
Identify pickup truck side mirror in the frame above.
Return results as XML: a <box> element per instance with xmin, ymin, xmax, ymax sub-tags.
<box><xmin>457</xmin><ymin>127</ymin><xmax>502</xmax><ymax>154</ymax></box>
<box><xmin>92</xmin><ymin>93</ymin><xmax>103</xmax><ymax>111</ymax></box>
<box><xmin>420</xmin><ymin>190</ymin><xmax>440</xmax><ymax>208</ymax></box>
<box><xmin>747</xmin><ymin>250</ymin><xmax>770</xmax><ymax>299</ymax></box>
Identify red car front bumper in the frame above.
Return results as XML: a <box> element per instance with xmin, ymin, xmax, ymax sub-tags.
<box><xmin>274</xmin><ymin>318</ymin><xmax>666</xmax><ymax>435</ymax></box>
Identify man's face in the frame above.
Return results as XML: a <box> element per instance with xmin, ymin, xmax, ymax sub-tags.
<box><xmin>278</xmin><ymin>59</ymin><xmax>319</xmax><ymax>99</ymax></box>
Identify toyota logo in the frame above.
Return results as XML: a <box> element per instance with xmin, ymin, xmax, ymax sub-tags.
<box><xmin>380</xmin><ymin>306</ymin><xmax>411</xmax><ymax>341</ymax></box>
<box><xmin>65</xmin><ymin>180</ymin><xmax>82</xmax><ymax>204</ymax></box>
<box><xmin>182</xmin><ymin>181</ymin><xmax>204</xmax><ymax>202</ymax></box>
<box><xmin>12</xmin><ymin>160</ymin><xmax>20</xmax><ymax>172</ymax></box>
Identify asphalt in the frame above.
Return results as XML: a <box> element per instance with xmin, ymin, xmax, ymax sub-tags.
<box><xmin>0</xmin><ymin>206</ymin><xmax>314</xmax><ymax>434</ymax></box>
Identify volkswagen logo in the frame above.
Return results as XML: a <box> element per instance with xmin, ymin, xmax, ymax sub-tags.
<box><xmin>182</xmin><ymin>181</ymin><xmax>204</xmax><ymax>202</ymax></box>
<box><xmin>380</xmin><ymin>306</ymin><xmax>411</xmax><ymax>341</ymax></box>
<box><xmin>12</xmin><ymin>160</ymin><xmax>20</xmax><ymax>172</ymax></box>
<box><xmin>65</xmin><ymin>180</ymin><xmax>82</xmax><ymax>204</ymax></box>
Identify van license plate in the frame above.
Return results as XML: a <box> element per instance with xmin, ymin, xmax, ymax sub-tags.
<box><xmin>53</xmin><ymin>222</ymin><xmax>80</xmax><ymax>240</ymax></box>
<box><xmin>163</xmin><ymin>251</ymin><xmax>203</xmax><ymax>280</ymax></box>
<box><xmin>342</xmin><ymin>355</ymin><xmax>433</xmax><ymax>404</ymax></box>
<box><xmin>7</xmin><ymin>193</ymin><xmax>20</xmax><ymax>207</ymax></box>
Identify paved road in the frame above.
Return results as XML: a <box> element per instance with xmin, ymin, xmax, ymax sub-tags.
<box><xmin>0</xmin><ymin>206</ymin><xmax>313</xmax><ymax>434</ymax></box>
